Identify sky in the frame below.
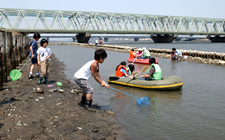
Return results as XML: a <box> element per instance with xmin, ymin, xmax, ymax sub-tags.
<box><xmin>1</xmin><ymin>0</ymin><xmax>225</xmax><ymax>19</ymax></box>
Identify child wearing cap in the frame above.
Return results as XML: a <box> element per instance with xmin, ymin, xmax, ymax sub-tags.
<box><xmin>143</xmin><ymin>47</ymin><xmax>151</xmax><ymax>59</ymax></box>
<box><xmin>136</xmin><ymin>48</ymin><xmax>144</xmax><ymax>59</ymax></box>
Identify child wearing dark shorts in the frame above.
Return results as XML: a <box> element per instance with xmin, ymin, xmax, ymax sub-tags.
<box><xmin>29</xmin><ymin>33</ymin><xmax>41</xmax><ymax>79</ymax></box>
<box><xmin>74</xmin><ymin>49</ymin><xmax>110</xmax><ymax>111</ymax></box>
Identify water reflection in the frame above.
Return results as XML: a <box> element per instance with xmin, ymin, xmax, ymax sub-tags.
<box><xmin>50</xmin><ymin>44</ymin><xmax>225</xmax><ymax>140</ymax></box>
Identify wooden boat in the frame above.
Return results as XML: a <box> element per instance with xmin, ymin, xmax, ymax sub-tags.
<box><xmin>108</xmin><ymin>75</ymin><xmax>183</xmax><ymax>90</ymax></box>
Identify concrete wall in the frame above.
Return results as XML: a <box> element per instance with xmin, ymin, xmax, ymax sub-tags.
<box><xmin>0</xmin><ymin>30</ymin><xmax>30</xmax><ymax>90</ymax></box>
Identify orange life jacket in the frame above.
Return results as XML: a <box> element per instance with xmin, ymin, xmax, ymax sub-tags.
<box><xmin>130</xmin><ymin>51</ymin><xmax>135</xmax><ymax>58</ymax></box>
<box><xmin>116</xmin><ymin>65</ymin><xmax>127</xmax><ymax>77</ymax></box>
<box><xmin>155</xmin><ymin>58</ymin><xmax>158</xmax><ymax>64</ymax></box>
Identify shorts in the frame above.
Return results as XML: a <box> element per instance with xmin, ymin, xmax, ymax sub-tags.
<box><xmin>74</xmin><ymin>77</ymin><xmax>94</xmax><ymax>94</ymax></box>
<box><xmin>31</xmin><ymin>57</ymin><xmax>37</xmax><ymax>64</ymax></box>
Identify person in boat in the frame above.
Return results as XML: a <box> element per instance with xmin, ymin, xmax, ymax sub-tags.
<box><xmin>115</xmin><ymin>61</ymin><xmax>130</xmax><ymax>77</ymax></box>
<box><xmin>127</xmin><ymin>64</ymin><xmax>140</xmax><ymax>77</ymax></box>
<box><xmin>136</xmin><ymin>48</ymin><xmax>144</xmax><ymax>59</ymax></box>
<box><xmin>142</xmin><ymin>47</ymin><xmax>151</xmax><ymax>59</ymax></box>
<box><xmin>170</xmin><ymin>48</ymin><xmax>182</xmax><ymax>60</ymax></box>
<box><xmin>129</xmin><ymin>49</ymin><xmax>136</xmax><ymax>58</ymax></box>
<box><xmin>141</xmin><ymin>57</ymin><xmax>162</xmax><ymax>80</ymax></box>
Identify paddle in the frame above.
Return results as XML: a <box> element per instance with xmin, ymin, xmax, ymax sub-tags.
<box><xmin>134</xmin><ymin>65</ymin><xmax>148</xmax><ymax>77</ymax></box>
<box><xmin>10</xmin><ymin>54</ymin><xmax>37</xmax><ymax>81</ymax></box>
<box><xmin>109</xmin><ymin>87</ymin><xmax>150</xmax><ymax>107</ymax></box>
<box><xmin>125</xmin><ymin>65</ymin><xmax>148</xmax><ymax>84</ymax></box>
<box><xmin>131</xmin><ymin>58</ymin><xmax>137</xmax><ymax>64</ymax></box>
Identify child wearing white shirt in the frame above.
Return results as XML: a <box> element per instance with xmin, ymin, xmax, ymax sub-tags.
<box><xmin>37</xmin><ymin>39</ymin><xmax>52</xmax><ymax>84</ymax></box>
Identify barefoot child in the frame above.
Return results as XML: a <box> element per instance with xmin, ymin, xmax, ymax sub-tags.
<box><xmin>74</xmin><ymin>49</ymin><xmax>110</xmax><ymax>110</ymax></box>
<box><xmin>37</xmin><ymin>39</ymin><xmax>52</xmax><ymax>84</ymax></box>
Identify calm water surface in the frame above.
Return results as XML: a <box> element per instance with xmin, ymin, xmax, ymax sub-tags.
<box><xmin>49</xmin><ymin>42</ymin><xmax>225</xmax><ymax>140</ymax></box>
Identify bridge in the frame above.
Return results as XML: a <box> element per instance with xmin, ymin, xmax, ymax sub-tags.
<box><xmin>1</xmin><ymin>8</ymin><xmax>225</xmax><ymax>43</ymax></box>
<box><xmin>28</xmin><ymin>35</ymin><xmax>206</xmax><ymax>42</ymax></box>
<box><xmin>27</xmin><ymin>35</ymin><xmax>152</xmax><ymax>42</ymax></box>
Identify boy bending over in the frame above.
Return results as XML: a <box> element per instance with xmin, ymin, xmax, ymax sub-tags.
<box><xmin>74</xmin><ymin>49</ymin><xmax>110</xmax><ymax>110</ymax></box>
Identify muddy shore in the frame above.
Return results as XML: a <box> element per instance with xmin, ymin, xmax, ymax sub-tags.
<box><xmin>0</xmin><ymin>54</ymin><xmax>125</xmax><ymax>139</ymax></box>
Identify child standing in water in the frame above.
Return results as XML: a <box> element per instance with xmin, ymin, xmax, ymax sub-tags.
<box><xmin>37</xmin><ymin>39</ymin><xmax>52</xmax><ymax>84</ymax></box>
<box><xmin>74</xmin><ymin>49</ymin><xmax>110</xmax><ymax>111</ymax></box>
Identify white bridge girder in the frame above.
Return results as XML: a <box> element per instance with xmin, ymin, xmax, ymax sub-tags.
<box><xmin>0</xmin><ymin>8</ymin><xmax>225</xmax><ymax>35</ymax></box>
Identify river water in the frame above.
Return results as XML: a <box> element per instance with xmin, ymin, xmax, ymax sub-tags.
<box><xmin>48</xmin><ymin>41</ymin><xmax>225</xmax><ymax>140</ymax></box>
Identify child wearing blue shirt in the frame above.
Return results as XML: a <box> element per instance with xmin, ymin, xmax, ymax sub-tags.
<box><xmin>29</xmin><ymin>33</ymin><xmax>41</xmax><ymax>79</ymax></box>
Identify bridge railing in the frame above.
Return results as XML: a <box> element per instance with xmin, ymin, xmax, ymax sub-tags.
<box><xmin>0</xmin><ymin>8</ymin><xmax>225</xmax><ymax>35</ymax></box>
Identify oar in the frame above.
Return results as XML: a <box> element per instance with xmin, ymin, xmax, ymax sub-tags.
<box><xmin>109</xmin><ymin>87</ymin><xmax>150</xmax><ymax>107</ymax></box>
<box><xmin>131</xmin><ymin>58</ymin><xmax>137</xmax><ymax>64</ymax></box>
<box><xmin>125</xmin><ymin>65</ymin><xmax>148</xmax><ymax>84</ymax></box>
<box><xmin>134</xmin><ymin>65</ymin><xmax>148</xmax><ymax>77</ymax></box>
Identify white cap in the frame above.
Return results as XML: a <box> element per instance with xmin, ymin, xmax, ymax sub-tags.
<box><xmin>143</xmin><ymin>47</ymin><xmax>146</xmax><ymax>50</ymax></box>
<box><xmin>138</xmin><ymin>48</ymin><xmax>143</xmax><ymax>51</ymax></box>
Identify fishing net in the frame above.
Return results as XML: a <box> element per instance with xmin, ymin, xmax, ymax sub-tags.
<box><xmin>109</xmin><ymin>87</ymin><xmax>150</xmax><ymax>107</ymax></box>
<box><xmin>10</xmin><ymin>69</ymin><xmax>22</xmax><ymax>81</ymax></box>
<box><xmin>137</xmin><ymin>97</ymin><xmax>150</xmax><ymax>107</ymax></box>
<box><xmin>9</xmin><ymin>54</ymin><xmax>36</xmax><ymax>81</ymax></box>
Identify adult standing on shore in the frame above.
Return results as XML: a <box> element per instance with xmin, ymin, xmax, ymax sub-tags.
<box><xmin>29</xmin><ymin>32</ymin><xmax>41</xmax><ymax>79</ymax></box>
<box><xmin>95</xmin><ymin>38</ymin><xmax>99</xmax><ymax>47</ymax></box>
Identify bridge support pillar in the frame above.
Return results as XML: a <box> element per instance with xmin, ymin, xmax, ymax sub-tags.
<box><xmin>207</xmin><ymin>35</ymin><xmax>225</xmax><ymax>43</ymax></box>
<box><xmin>134</xmin><ymin>38</ymin><xmax>139</xmax><ymax>41</ymax></box>
<box><xmin>104</xmin><ymin>38</ymin><xmax>109</xmax><ymax>42</ymax></box>
<box><xmin>150</xmin><ymin>34</ymin><xmax>177</xmax><ymax>43</ymax></box>
<box><xmin>76</xmin><ymin>33</ymin><xmax>91</xmax><ymax>43</ymax></box>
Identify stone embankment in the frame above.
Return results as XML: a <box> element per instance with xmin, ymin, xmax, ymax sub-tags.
<box><xmin>149</xmin><ymin>49</ymin><xmax>225</xmax><ymax>65</ymax></box>
<box><xmin>0</xmin><ymin>30</ymin><xmax>30</xmax><ymax>90</ymax></box>
<box><xmin>53</xmin><ymin>42</ymin><xmax>225</xmax><ymax>66</ymax></box>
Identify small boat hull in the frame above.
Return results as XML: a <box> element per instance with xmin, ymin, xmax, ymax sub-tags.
<box><xmin>127</xmin><ymin>58</ymin><xmax>149</xmax><ymax>65</ymax></box>
<box><xmin>108</xmin><ymin>75</ymin><xmax>183</xmax><ymax>90</ymax></box>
